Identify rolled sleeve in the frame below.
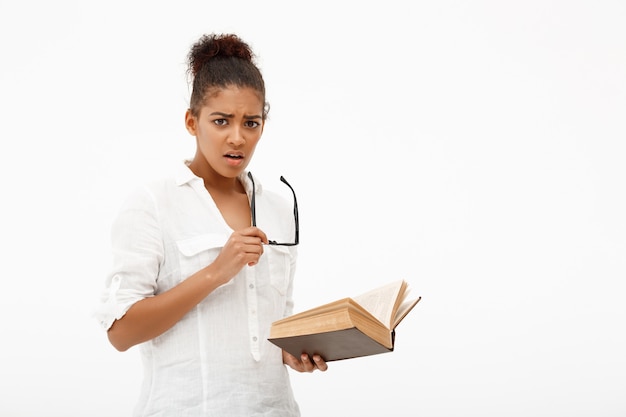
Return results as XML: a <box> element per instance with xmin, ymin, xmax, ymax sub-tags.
<box><xmin>94</xmin><ymin>186</ymin><xmax>163</xmax><ymax>330</ymax></box>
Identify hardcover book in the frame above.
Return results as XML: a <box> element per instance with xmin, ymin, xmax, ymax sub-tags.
<box><xmin>268</xmin><ymin>280</ymin><xmax>420</xmax><ymax>361</ymax></box>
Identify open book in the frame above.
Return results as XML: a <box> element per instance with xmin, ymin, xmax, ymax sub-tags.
<box><xmin>268</xmin><ymin>280</ymin><xmax>420</xmax><ymax>362</ymax></box>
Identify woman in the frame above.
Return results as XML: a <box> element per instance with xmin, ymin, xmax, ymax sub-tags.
<box><xmin>95</xmin><ymin>33</ymin><xmax>327</xmax><ymax>416</ymax></box>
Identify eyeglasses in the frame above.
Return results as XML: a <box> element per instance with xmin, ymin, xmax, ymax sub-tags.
<box><xmin>248</xmin><ymin>172</ymin><xmax>299</xmax><ymax>246</ymax></box>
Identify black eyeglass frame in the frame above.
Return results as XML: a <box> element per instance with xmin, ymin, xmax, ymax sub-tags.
<box><xmin>247</xmin><ymin>172</ymin><xmax>299</xmax><ymax>246</ymax></box>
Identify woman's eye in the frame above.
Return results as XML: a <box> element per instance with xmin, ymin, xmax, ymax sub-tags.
<box><xmin>245</xmin><ymin>121</ymin><xmax>260</xmax><ymax>128</ymax></box>
<box><xmin>213</xmin><ymin>119</ymin><xmax>228</xmax><ymax>126</ymax></box>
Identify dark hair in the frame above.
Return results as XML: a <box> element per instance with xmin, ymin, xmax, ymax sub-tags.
<box><xmin>187</xmin><ymin>33</ymin><xmax>268</xmax><ymax>118</ymax></box>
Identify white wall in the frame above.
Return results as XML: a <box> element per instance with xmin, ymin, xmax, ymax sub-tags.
<box><xmin>1</xmin><ymin>1</ymin><xmax>624</xmax><ymax>416</ymax></box>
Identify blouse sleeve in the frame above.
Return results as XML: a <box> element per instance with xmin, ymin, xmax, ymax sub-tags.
<box><xmin>94</xmin><ymin>185</ymin><xmax>164</xmax><ymax>330</ymax></box>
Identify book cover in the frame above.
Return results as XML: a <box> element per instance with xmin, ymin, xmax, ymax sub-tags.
<box><xmin>270</xmin><ymin>328</ymin><xmax>396</xmax><ymax>362</ymax></box>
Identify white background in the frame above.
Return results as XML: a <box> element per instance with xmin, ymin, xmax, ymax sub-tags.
<box><xmin>1</xmin><ymin>1</ymin><xmax>625</xmax><ymax>416</ymax></box>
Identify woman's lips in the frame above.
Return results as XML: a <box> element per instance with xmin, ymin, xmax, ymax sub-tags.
<box><xmin>224</xmin><ymin>152</ymin><xmax>244</xmax><ymax>166</ymax></box>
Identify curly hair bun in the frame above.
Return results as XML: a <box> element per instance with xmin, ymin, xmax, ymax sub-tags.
<box><xmin>188</xmin><ymin>33</ymin><xmax>254</xmax><ymax>77</ymax></box>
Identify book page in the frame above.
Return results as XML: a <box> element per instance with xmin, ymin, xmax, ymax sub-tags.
<box><xmin>352</xmin><ymin>280</ymin><xmax>406</xmax><ymax>329</ymax></box>
<box><xmin>273</xmin><ymin>298</ymin><xmax>352</xmax><ymax>324</ymax></box>
<box><xmin>393</xmin><ymin>295</ymin><xmax>421</xmax><ymax>328</ymax></box>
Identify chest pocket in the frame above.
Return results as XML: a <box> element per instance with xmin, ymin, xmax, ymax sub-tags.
<box><xmin>265</xmin><ymin>245</ymin><xmax>294</xmax><ymax>295</ymax></box>
<box><xmin>175</xmin><ymin>233</ymin><xmax>229</xmax><ymax>284</ymax></box>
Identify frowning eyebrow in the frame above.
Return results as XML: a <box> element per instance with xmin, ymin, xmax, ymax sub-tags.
<box><xmin>209</xmin><ymin>111</ymin><xmax>262</xmax><ymax>120</ymax></box>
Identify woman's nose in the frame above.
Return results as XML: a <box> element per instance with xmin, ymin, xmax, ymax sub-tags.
<box><xmin>227</xmin><ymin>127</ymin><xmax>246</xmax><ymax>147</ymax></box>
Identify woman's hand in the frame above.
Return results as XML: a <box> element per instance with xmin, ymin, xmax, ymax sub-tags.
<box><xmin>210</xmin><ymin>227</ymin><xmax>268</xmax><ymax>284</ymax></box>
<box><xmin>282</xmin><ymin>350</ymin><xmax>328</xmax><ymax>373</ymax></box>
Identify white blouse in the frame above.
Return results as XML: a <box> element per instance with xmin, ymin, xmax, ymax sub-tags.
<box><xmin>95</xmin><ymin>162</ymin><xmax>300</xmax><ymax>416</ymax></box>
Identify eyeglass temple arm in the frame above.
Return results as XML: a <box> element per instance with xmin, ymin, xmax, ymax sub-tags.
<box><xmin>249</xmin><ymin>173</ymin><xmax>299</xmax><ymax>245</ymax></box>
<box><xmin>279</xmin><ymin>176</ymin><xmax>299</xmax><ymax>243</ymax></box>
<box><xmin>247</xmin><ymin>172</ymin><xmax>256</xmax><ymax>227</ymax></box>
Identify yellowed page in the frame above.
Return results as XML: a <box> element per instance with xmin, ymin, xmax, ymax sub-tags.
<box><xmin>393</xmin><ymin>296</ymin><xmax>421</xmax><ymax>328</ymax></box>
<box><xmin>352</xmin><ymin>280</ymin><xmax>406</xmax><ymax>329</ymax></box>
<box><xmin>273</xmin><ymin>298</ymin><xmax>352</xmax><ymax>324</ymax></box>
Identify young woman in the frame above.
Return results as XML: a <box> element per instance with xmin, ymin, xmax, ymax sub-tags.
<box><xmin>95</xmin><ymin>33</ymin><xmax>327</xmax><ymax>416</ymax></box>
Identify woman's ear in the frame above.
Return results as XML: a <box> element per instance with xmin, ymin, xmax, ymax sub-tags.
<box><xmin>184</xmin><ymin>109</ymin><xmax>197</xmax><ymax>135</ymax></box>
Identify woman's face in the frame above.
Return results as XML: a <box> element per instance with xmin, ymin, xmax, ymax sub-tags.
<box><xmin>185</xmin><ymin>85</ymin><xmax>265</xmax><ymax>179</ymax></box>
